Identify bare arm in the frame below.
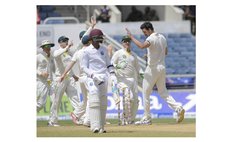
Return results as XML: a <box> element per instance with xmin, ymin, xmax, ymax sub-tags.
<box><xmin>126</xmin><ymin>28</ymin><xmax>150</xmax><ymax>49</ymax></box>
<box><xmin>77</xmin><ymin>16</ymin><xmax>97</xmax><ymax>50</ymax></box>
<box><xmin>53</xmin><ymin>41</ymin><xmax>73</xmax><ymax>57</ymax></box>
<box><xmin>59</xmin><ymin>61</ymin><xmax>76</xmax><ymax>82</ymax></box>
<box><xmin>84</xmin><ymin>16</ymin><xmax>97</xmax><ymax>36</ymax></box>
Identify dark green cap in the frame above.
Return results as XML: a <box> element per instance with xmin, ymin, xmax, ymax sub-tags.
<box><xmin>121</xmin><ymin>35</ymin><xmax>131</xmax><ymax>42</ymax></box>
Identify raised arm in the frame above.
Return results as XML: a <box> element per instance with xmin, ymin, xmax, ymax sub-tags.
<box><xmin>126</xmin><ymin>28</ymin><xmax>150</xmax><ymax>49</ymax></box>
<box><xmin>84</xmin><ymin>16</ymin><xmax>97</xmax><ymax>36</ymax></box>
<box><xmin>53</xmin><ymin>41</ymin><xmax>73</xmax><ymax>57</ymax></box>
<box><xmin>76</xmin><ymin>17</ymin><xmax>97</xmax><ymax>50</ymax></box>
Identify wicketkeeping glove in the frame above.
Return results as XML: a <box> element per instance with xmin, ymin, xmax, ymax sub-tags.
<box><xmin>116</xmin><ymin>60</ymin><xmax>128</xmax><ymax>69</ymax></box>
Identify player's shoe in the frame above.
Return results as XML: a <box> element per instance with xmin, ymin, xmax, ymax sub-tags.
<box><xmin>128</xmin><ymin>121</ymin><xmax>135</xmax><ymax>125</ymax></box>
<box><xmin>135</xmin><ymin>116</ymin><xmax>152</xmax><ymax>125</ymax></box>
<box><xmin>47</xmin><ymin>121</ymin><xmax>60</xmax><ymax>127</ymax></box>
<box><xmin>75</xmin><ymin>119</ymin><xmax>83</xmax><ymax>125</ymax></box>
<box><xmin>93</xmin><ymin>128</ymin><xmax>100</xmax><ymax>133</ymax></box>
<box><xmin>70</xmin><ymin>112</ymin><xmax>80</xmax><ymax>125</ymax></box>
<box><xmin>176</xmin><ymin>107</ymin><xmax>185</xmax><ymax>123</ymax></box>
<box><xmin>83</xmin><ymin>121</ymin><xmax>90</xmax><ymax>127</ymax></box>
<box><xmin>99</xmin><ymin>128</ymin><xmax>107</xmax><ymax>133</ymax></box>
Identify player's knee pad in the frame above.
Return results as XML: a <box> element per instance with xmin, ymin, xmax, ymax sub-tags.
<box><xmin>89</xmin><ymin>94</ymin><xmax>100</xmax><ymax>108</ymax></box>
<box><xmin>100</xmin><ymin>95</ymin><xmax>107</xmax><ymax>111</ymax></box>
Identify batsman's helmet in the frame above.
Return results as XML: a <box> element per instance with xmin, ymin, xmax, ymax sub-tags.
<box><xmin>89</xmin><ymin>29</ymin><xmax>104</xmax><ymax>43</ymax></box>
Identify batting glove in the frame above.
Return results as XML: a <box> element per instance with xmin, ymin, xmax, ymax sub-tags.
<box><xmin>92</xmin><ymin>74</ymin><xmax>105</xmax><ymax>85</ymax></box>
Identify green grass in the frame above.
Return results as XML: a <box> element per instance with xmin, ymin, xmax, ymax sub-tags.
<box><xmin>37</xmin><ymin>118</ymin><xmax>195</xmax><ymax>137</ymax></box>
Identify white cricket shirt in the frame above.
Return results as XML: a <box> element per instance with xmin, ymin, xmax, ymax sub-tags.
<box><xmin>37</xmin><ymin>51</ymin><xmax>52</xmax><ymax>82</ymax></box>
<box><xmin>111</xmin><ymin>49</ymin><xmax>139</xmax><ymax>79</ymax></box>
<box><xmin>146</xmin><ymin>33</ymin><xmax>167</xmax><ymax>66</ymax></box>
<box><xmin>81</xmin><ymin>44</ymin><xmax>112</xmax><ymax>76</ymax></box>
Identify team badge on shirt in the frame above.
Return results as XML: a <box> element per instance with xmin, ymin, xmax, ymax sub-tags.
<box><xmin>100</xmin><ymin>51</ymin><xmax>104</xmax><ymax>55</ymax></box>
<box><xmin>122</xmin><ymin>55</ymin><xmax>127</xmax><ymax>59</ymax></box>
<box><xmin>90</xmin><ymin>82</ymin><xmax>93</xmax><ymax>86</ymax></box>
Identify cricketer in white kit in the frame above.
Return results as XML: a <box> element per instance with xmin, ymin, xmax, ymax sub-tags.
<box><xmin>81</xmin><ymin>29</ymin><xmax>117</xmax><ymax>133</ymax></box>
<box><xmin>48</xmin><ymin>36</ymin><xmax>84</xmax><ymax>126</ymax></box>
<box><xmin>37</xmin><ymin>40</ymin><xmax>54</xmax><ymax>112</ymax></box>
<box><xmin>60</xmin><ymin>35</ymin><xmax>93</xmax><ymax>126</ymax></box>
<box><xmin>126</xmin><ymin>22</ymin><xmax>185</xmax><ymax>125</ymax></box>
<box><xmin>111</xmin><ymin>35</ymin><xmax>140</xmax><ymax>124</ymax></box>
<box><xmin>59</xmin><ymin>17</ymin><xmax>97</xmax><ymax>126</ymax></box>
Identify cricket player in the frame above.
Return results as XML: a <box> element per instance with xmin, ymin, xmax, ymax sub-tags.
<box><xmin>126</xmin><ymin>22</ymin><xmax>185</xmax><ymax>125</ymax></box>
<box><xmin>111</xmin><ymin>35</ymin><xmax>139</xmax><ymax>124</ymax></box>
<box><xmin>81</xmin><ymin>29</ymin><xmax>117</xmax><ymax>133</ymax></box>
<box><xmin>60</xmin><ymin>17</ymin><xmax>97</xmax><ymax>126</ymax></box>
<box><xmin>48</xmin><ymin>36</ymin><xmax>84</xmax><ymax>126</ymax></box>
<box><xmin>37</xmin><ymin>40</ymin><xmax>54</xmax><ymax>112</ymax></box>
<box><xmin>60</xmin><ymin>35</ymin><xmax>92</xmax><ymax>126</ymax></box>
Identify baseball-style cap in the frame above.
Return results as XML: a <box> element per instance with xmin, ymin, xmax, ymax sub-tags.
<box><xmin>81</xmin><ymin>35</ymin><xmax>91</xmax><ymax>45</ymax></box>
<box><xmin>58</xmin><ymin>36</ymin><xmax>69</xmax><ymax>43</ymax></box>
<box><xmin>79</xmin><ymin>31</ymin><xmax>86</xmax><ymax>39</ymax></box>
<box><xmin>121</xmin><ymin>35</ymin><xmax>131</xmax><ymax>42</ymax></box>
<box><xmin>40</xmin><ymin>40</ymin><xmax>55</xmax><ymax>48</ymax></box>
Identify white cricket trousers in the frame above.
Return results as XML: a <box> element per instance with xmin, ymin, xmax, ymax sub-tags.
<box><xmin>85</xmin><ymin>76</ymin><xmax>108</xmax><ymax>131</ymax></box>
<box><xmin>49</xmin><ymin>77</ymin><xmax>85</xmax><ymax>123</ymax></box>
<box><xmin>118</xmin><ymin>77</ymin><xmax>139</xmax><ymax>122</ymax></box>
<box><xmin>143</xmin><ymin>65</ymin><xmax>182</xmax><ymax>119</ymax></box>
<box><xmin>37</xmin><ymin>80</ymin><xmax>50</xmax><ymax>112</ymax></box>
<box><xmin>79</xmin><ymin>81</ymin><xmax>90</xmax><ymax>123</ymax></box>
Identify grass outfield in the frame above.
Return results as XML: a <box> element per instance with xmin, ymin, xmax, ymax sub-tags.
<box><xmin>37</xmin><ymin>118</ymin><xmax>195</xmax><ymax>137</ymax></box>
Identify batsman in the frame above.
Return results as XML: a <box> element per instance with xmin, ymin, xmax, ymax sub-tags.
<box><xmin>81</xmin><ymin>29</ymin><xmax>117</xmax><ymax>133</ymax></box>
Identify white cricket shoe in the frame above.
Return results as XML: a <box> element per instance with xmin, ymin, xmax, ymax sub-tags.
<box><xmin>93</xmin><ymin>128</ymin><xmax>100</xmax><ymax>133</ymax></box>
<box><xmin>47</xmin><ymin>121</ymin><xmax>60</xmax><ymax>127</ymax></box>
<box><xmin>99</xmin><ymin>128</ymin><xmax>107</xmax><ymax>133</ymax></box>
<box><xmin>176</xmin><ymin>107</ymin><xmax>185</xmax><ymax>123</ymax></box>
<box><xmin>135</xmin><ymin>117</ymin><xmax>152</xmax><ymax>125</ymax></box>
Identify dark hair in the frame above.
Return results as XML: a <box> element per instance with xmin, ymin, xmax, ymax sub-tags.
<box><xmin>140</xmin><ymin>22</ymin><xmax>154</xmax><ymax>31</ymax></box>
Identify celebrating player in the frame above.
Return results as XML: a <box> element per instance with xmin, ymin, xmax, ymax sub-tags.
<box><xmin>60</xmin><ymin>35</ymin><xmax>92</xmax><ymax>126</ymax></box>
<box><xmin>47</xmin><ymin>36</ymin><xmax>84</xmax><ymax>126</ymax></box>
<box><xmin>111</xmin><ymin>35</ymin><xmax>139</xmax><ymax>124</ymax></box>
<box><xmin>37</xmin><ymin>40</ymin><xmax>54</xmax><ymax>112</ymax></box>
<box><xmin>81</xmin><ymin>29</ymin><xmax>117</xmax><ymax>133</ymax></box>
<box><xmin>126</xmin><ymin>22</ymin><xmax>185</xmax><ymax>125</ymax></box>
<box><xmin>60</xmin><ymin>17</ymin><xmax>97</xmax><ymax>126</ymax></box>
